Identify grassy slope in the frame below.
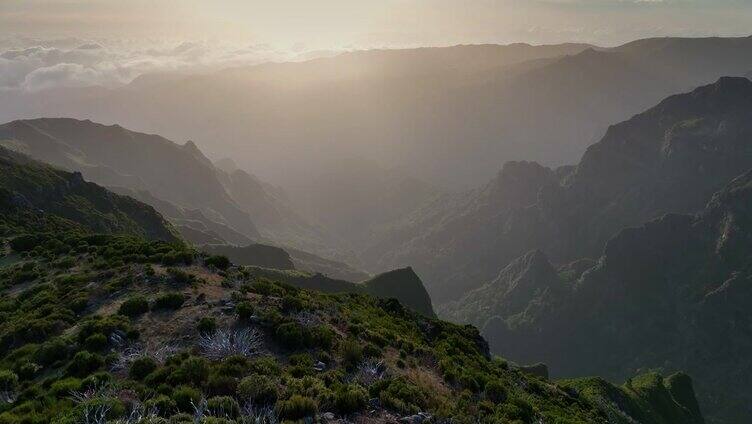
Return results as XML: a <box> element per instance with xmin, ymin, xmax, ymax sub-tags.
<box><xmin>0</xmin><ymin>227</ymin><xmax>703</xmax><ymax>423</ymax></box>
<box><xmin>0</xmin><ymin>146</ymin><xmax>179</xmax><ymax>243</ymax></box>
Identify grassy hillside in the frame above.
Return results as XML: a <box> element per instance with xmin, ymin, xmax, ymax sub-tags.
<box><xmin>0</xmin><ymin>146</ymin><xmax>179</xmax><ymax>243</ymax></box>
<box><xmin>0</xmin><ymin>220</ymin><xmax>703</xmax><ymax>423</ymax></box>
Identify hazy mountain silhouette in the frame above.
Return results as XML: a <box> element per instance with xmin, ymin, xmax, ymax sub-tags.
<box><xmin>0</xmin><ymin>118</ymin><xmax>260</xmax><ymax>239</ymax></box>
<box><xmin>369</xmin><ymin>77</ymin><xmax>752</xmax><ymax>303</ymax></box>
<box><xmin>3</xmin><ymin>37</ymin><xmax>752</xmax><ymax>192</ymax></box>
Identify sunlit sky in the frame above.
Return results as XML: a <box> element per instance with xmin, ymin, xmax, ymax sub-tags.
<box><xmin>2</xmin><ymin>0</ymin><xmax>751</xmax><ymax>91</ymax></box>
<box><xmin>3</xmin><ymin>0</ymin><xmax>752</xmax><ymax>48</ymax></box>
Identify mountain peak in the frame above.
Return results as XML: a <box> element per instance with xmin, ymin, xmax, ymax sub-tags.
<box><xmin>656</xmin><ymin>76</ymin><xmax>752</xmax><ymax>114</ymax></box>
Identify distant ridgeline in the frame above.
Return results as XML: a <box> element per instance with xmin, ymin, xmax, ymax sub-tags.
<box><xmin>0</xmin><ymin>147</ymin><xmax>703</xmax><ymax>423</ymax></box>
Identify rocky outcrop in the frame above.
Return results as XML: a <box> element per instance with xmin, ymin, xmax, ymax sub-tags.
<box><xmin>361</xmin><ymin>267</ymin><xmax>436</xmax><ymax>318</ymax></box>
<box><xmin>202</xmin><ymin>243</ymin><xmax>296</xmax><ymax>270</ymax></box>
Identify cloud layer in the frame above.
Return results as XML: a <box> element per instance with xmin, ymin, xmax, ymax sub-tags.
<box><xmin>0</xmin><ymin>36</ymin><xmax>317</xmax><ymax>92</ymax></box>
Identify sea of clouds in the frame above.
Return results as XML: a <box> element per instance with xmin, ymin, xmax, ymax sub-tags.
<box><xmin>0</xmin><ymin>36</ymin><xmax>334</xmax><ymax>92</ymax></box>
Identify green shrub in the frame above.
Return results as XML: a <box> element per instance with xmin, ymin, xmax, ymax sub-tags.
<box><xmin>144</xmin><ymin>394</ymin><xmax>177</xmax><ymax>417</ymax></box>
<box><xmin>247</xmin><ymin>357</ymin><xmax>281</xmax><ymax>376</ymax></box>
<box><xmin>50</xmin><ymin>377</ymin><xmax>81</xmax><ymax>398</ymax></box>
<box><xmin>197</xmin><ymin>317</ymin><xmax>217</xmax><ymax>334</ymax></box>
<box><xmin>0</xmin><ymin>370</ymin><xmax>19</xmax><ymax>394</ymax></box>
<box><xmin>275</xmin><ymin>322</ymin><xmax>304</xmax><ymax>350</ymax></box>
<box><xmin>168</xmin><ymin>413</ymin><xmax>193</xmax><ymax>423</ymax></box>
<box><xmin>281</xmin><ymin>295</ymin><xmax>303</xmax><ymax>312</ymax></box>
<box><xmin>238</xmin><ymin>374</ymin><xmax>278</xmax><ymax>405</ymax></box>
<box><xmin>81</xmin><ymin>372</ymin><xmax>113</xmax><ymax>390</ymax></box>
<box><xmin>206</xmin><ymin>374</ymin><xmax>237</xmax><ymax>397</ymax></box>
<box><xmin>153</xmin><ymin>292</ymin><xmax>185</xmax><ymax>311</ymax></box>
<box><xmin>67</xmin><ymin>351</ymin><xmax>104</xmax><ymax>377</ymax></box>
<box><xmin>499</xmin><ymin>397</ymin><xmax>534</xmax><ymax>422</ymax></box>
<box><xmin>35</xmin><ymin>337</ymin><xmax>70</xmax><ymax>365</ymax></box>
<box><xmin>485</xmin><ymin>379</ymin><xmax>508</xmax><ymax>403</ymax></box>
<box><xmin>167</xmin><ymin>268</ymin><xmax>194</xmax><ymax>284</ymax></box>
<box><xmin>205</xmin><ymin>255</ymin><xmax>230</xmax><ymax>270</ymax></box>
<box><xmin>341</xmin><ymin>339</ymin><xmax>363</xmax><ymax>369</ymax></box>
<box><xmin>12</xmin><ymin>363</ymin><xmax>36</xmax><ymax>382</ymax></box>
<box><xmin>119</xmin><ymin>296</ymin><xmax>149</xmax><ymax>317</ymax></box>
<box><xmin>275</xmin><ymin>395</ymin><xmax>317</xmax><ymax>420</ymax></box>
<box><xmin>309</xmin><ymin>326</ymin><xmax>334</xmax><ymax>350</ymax></box>
<box><xmin>244</xmin><ymin>279</ymin><xmax>284</xmax><ymax>297</ymax></box>
<box><xmin>206</xmin><ymin>396</ymin><xmax>240</xmax><ymax>418</ymax></box>
<box><xmin>129</xmin><ymin>357</ymin><xmax>158</xmax><ymax>380</ymax></box>
<box><xmin>371</xmin><ymin>377</ymin><xmax>427</xmax><ymax>415</ymax></box>
<box><xmin>335</xmin><ymin>384</ymin><xmax>368</xmax><ymax>414</ymax></box>
<box><xmin>236</xmin><ymin>302</ymin><xmax>254</xmax><ymax>321</ymax></box>
<box><xmin>169</xmin><ymin>357</ymin><xmax>210</xmax><ymax>386</ymax></box>
<box><xmin>172</xmin><ymin>385</ymin><xmax>202</xmax><ymax>412</ymax></box>
<box><xmin>84</xmin><ymin>333</ymin><xmax>108</xmax><ymax>352</ymax></box>
<box><xmin>215</xmin><ymin>355</ymin><xmax>248</xmax><ymax>377</ymax></box>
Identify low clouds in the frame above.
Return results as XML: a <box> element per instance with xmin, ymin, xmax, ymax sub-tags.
<box><xmin>0</xmin><ymin>37</ymin><xmax>319</xmax><ymax>92</ymax></box>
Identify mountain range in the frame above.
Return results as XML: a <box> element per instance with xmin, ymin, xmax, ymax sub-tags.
<box><xmin>4</xmin><ymin>36</ymin><xmax>752</xmax><ymax>192</ymax></box>
<box><xmin>368</xmin><ymin>77</ymin><xmax>752</xmax><ymax>303</ymax></box>
<box><xmin>0</xmin><ymin>118</ymin><xmax>361</xmax><ymax>265</ymax></box>
<box><xmin>6</xmin><ymin>37</ymin><xmax>752</xmax><ymax>267</ymax></box>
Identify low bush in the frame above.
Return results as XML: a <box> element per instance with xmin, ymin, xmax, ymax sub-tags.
<box><xmin>206</xmin><ymin>396</ymin><xmax>241</xmax><ymax>418</ymax></box>
<box><xmin>275</xmin><ymin>322</ymin><xmax>304</xmax><ymax>350</ymax></box>
<box><xmin>275</xmin><ymin>395</ymin><xmax>317</xmax><ymax>420</ymax></box>
<box><xmin>67</xmin><ymin>351</ymin><xmax>104</xmax><ymax>377</ymax></box>
<box><xmin>371</xmin><ymin>377</ymin><xmax>427</xmax><ymax>415</ymax></box>
<box><xmin>206</xmin><ymin>374</ymin><xmax>237</xmax><ymax>397</ymax></box>
<box><xmin>84</xmin><ymin>333</ymin><xmax>108</xmax><ymax>352</ymax></box>
<box><xmin>334</xmin><ymin>384</ymin><xmax>368</xmax><ymax>414</ymax></box>
<box><xmin>341</xmin><ymin>339</ymin><xmax>363</xmax><ymax>370</ymax></box>
<box><xmin>168</xmin><ymin>356</ymin><xmax>210</xmax><ymax>386</ymax></box>
<box><xmin>238</xmin><ymin>374</ymin><xmax>278</xmax><ymax>405</ymax></box>
<box><xmin>129</xmin><ymin>357</ymin><xmax>158</xmax><ymax>380</ymax></box>
<box><xmin>204</xmin><ymin>255</ymin><xmax>230</xmax><ymax>270</ymax></box>
<box><xmin>197</xmin><ymin>317</ymin><xmax>217</xmax><ymax>334</ymax></box>
<box><xmin>247</xmin><ymin>357</ymin><xmax>281</xmax><ymax>376</ymax></box>
<box><xmin>144</xmin><ymin>394</ymin><xmax>177</xmax><ymax>417</ymax></box>
<box><xmin>485</xmin><ymin>379</ymin><xmax>508</xmax><ymax>403</ymax></box>
<box><xmin>0</xmin><ymin>370</ymin><xmax>19</xmax><ymax>394</ymax></box>
<box><xmin>172</xmin><ymin>385</ymin><xmax>202</xmax><ymax>412</ymax></box>
<box><xmin>167</xmin><ymin>268</ymin><xmax>194</xmax><ymax>285</ymax></box>
<box><xmin>118</xmin><ymin>296</ymin><xmax>149</xmax><ymax>317</ymax></box>
<box><xmin>153</xmin><ymin>292</ymin><xmax>185</xmax><ymax>311</ymax></box>
<box><xmin>49</xmin><ymin>377</ymin><xmax>81</xmax><ymax>398</ymax></box>
<box><xmin>235</xmin><ymin>302</ymin><xmax>254</xmax><ymax>321</ymax></box>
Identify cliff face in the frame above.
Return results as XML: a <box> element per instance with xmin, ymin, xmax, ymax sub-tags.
<box><xmin>462</xmin><ymin>169</ymin><xmax>752</xmax><ymax>423</ymax></box>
